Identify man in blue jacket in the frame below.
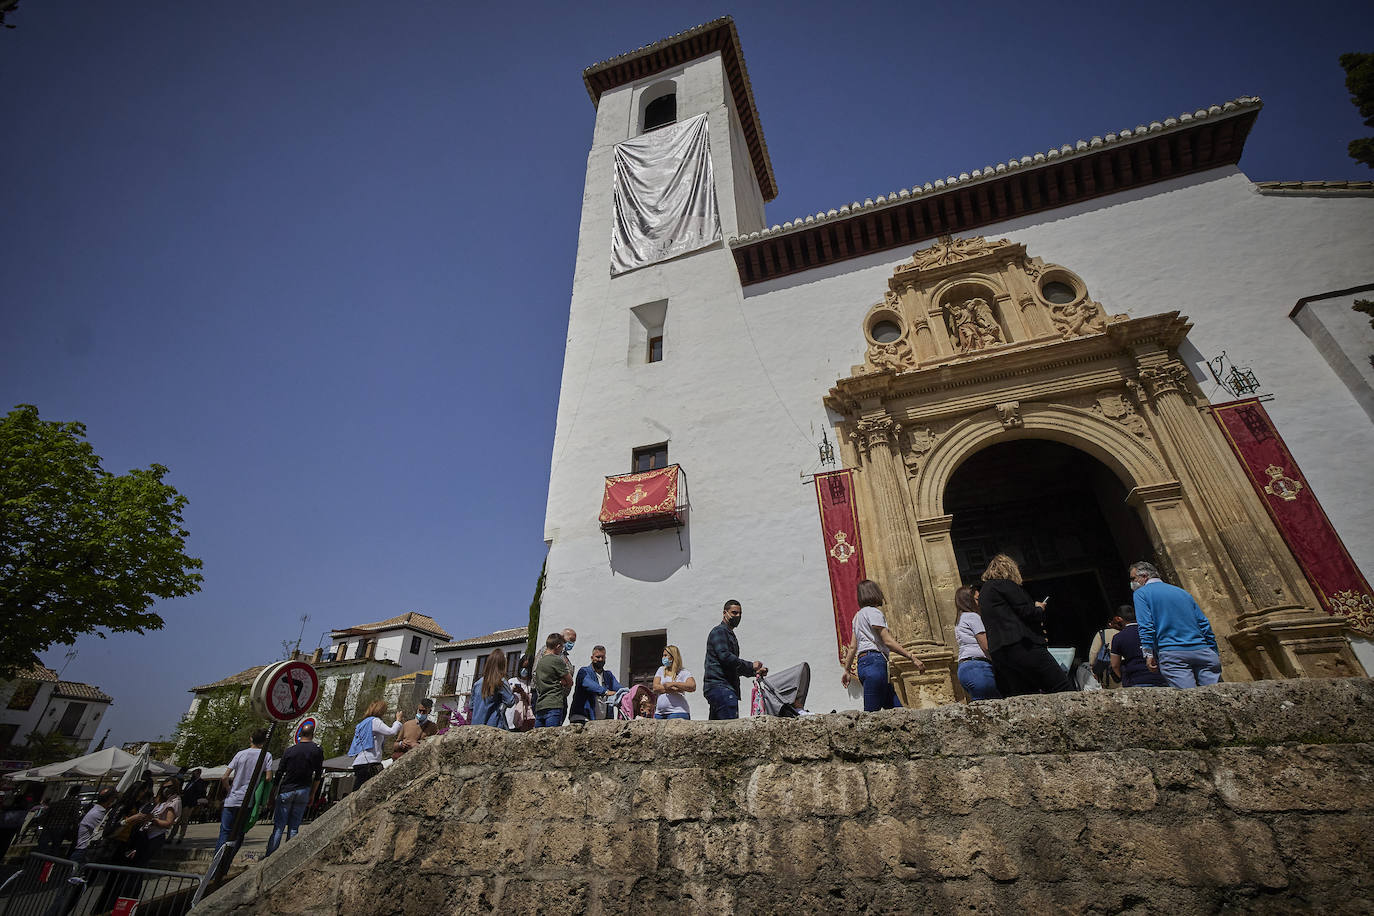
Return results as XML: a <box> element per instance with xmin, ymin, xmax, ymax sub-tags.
<box><xmin>569</xmin><ymin>645</ymin><xmax>623</xmax><ymax>722</ymax></box>
<box><xmin>1130</xmin><ymin>560</ymin><xmax>1222</xmax><ymax>688</ymax></box>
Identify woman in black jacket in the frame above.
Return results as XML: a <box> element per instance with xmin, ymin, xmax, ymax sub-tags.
<box><xmin>979</xmin><ymin>554</ymin><xmax>1074</xmax><ymax>696</ymax></box>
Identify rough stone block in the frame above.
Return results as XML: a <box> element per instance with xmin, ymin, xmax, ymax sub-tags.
<box><xmin>1030</xmin><ymin>752</ymin><xmax>1158</xmax><ymax>811</ymax></box>
<box><xmin>1210</xmin><ymin>744</ymin><xmax>1374</xmax><ymax>812</ymax></box>
<box><xmin>746</xmin><ymin>762</ymin><xmax>868</xmax><ymax>817</ymax></box>
<box><xmin>633</xmin><ymin>766</ymin><xmax>737</xmax><ymax>822</ymax></box>
<box><xmin>1086</xmin><ymin>817</ymin><xmax>1287</xmax><ymax>888</ymax></box>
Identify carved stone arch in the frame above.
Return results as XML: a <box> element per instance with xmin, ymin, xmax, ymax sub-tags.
<box><xmin>913</xmin><ymin>402</ymin><xmax>1172</xmax><ymax>519</ymax></box>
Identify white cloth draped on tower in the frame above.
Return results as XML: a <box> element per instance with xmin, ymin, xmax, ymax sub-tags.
<box><xmin>610</xmin><ymin>113</ymin><xmax>722</xmax><ymax>275</ymax></box>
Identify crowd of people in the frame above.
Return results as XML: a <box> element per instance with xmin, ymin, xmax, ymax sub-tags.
<box><xmin>948</xmin><ymin>555</ymin><xmax>1223</xmax><ymax>705</ymax></box>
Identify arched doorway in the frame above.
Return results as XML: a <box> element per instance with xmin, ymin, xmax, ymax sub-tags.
<box><xmin>943</xmin><ymin>439</ymin><xmax>1153</xmax><ymax>658</ymax></box>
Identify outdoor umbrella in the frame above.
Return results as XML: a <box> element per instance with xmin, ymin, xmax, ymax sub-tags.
<box><xmin>4</xmin><ymin>747</ymin><xmax>141</xmax><ymax>781</ymax></box>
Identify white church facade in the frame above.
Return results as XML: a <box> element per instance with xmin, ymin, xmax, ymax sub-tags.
<box><xmin>542</xmin><ymin>18</ymin><xmax>1374</xmax><ymax>717</ymax></box>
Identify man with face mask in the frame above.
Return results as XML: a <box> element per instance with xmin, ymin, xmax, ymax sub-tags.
<box><xmin>391</xmin><ymin>697</ymin><xmax>438</xmax><ymax>759</ymax></box>
<box><xmin>569</xmin><ymin>645</ymin><xmax>624</xmax><ymax>722</ymax></box>
<box><xmin>703</xmin><ymin>599</ymin><xmax>767</xmax><ymax>720</ymax></box>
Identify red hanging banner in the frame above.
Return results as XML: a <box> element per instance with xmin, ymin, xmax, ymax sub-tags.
<box><xmin>814</xmin><ymin>469</ymin><xmax>867</xmax><ymax>660</ymax></box>
<box><xmin>1210</xmin><ymin>398</ymin><xmax>1374</xmax><ymax>636</ymax></box>
<box><xmin>599</xmin><ymin>465</ymin><xmax>682</xmax><ymax>532</ymax></box>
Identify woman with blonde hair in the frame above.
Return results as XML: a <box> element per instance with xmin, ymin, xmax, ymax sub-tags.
<box><xmin>979</xmin><ymin>553</ymin><xmax>1073</xmax><ymax>696</ymax></box>
<box><xmin>840</xmin><ymin>579</ymin><xmax>925</xmax><ymax>711</ymax></box>
<box><xmin>653</xmin><ymin>645</ymin><xmax>696</xmax><ymax>720</ymax></box>
<box><xmin>472</xmin><ymin>648</ymin><xmax>518</xmax><ymax>729</ymax></box>
<box><xmin>348</xmin><ymin>699</ymin><xmax>402</xmax><ymax>789</ymax></box>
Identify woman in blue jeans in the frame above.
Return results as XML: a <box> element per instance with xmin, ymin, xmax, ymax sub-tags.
<box><xmin>840</xmin><ymin>579</ymin><xmax>925</xmax><ymax>711</ymax></box>
<box><xmin>953</xmin><ymin>586</ymin><xmax>1002</xmax><ymax>700</ymax></box>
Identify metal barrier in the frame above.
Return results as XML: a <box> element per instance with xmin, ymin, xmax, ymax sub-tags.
<box><xmin>0</xmin><ymin>853</ymin><xmax>203</xmax><ymax>916</ymax></box>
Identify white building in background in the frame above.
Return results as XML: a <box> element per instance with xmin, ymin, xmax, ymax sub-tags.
<box><xmin>0</xmin><ymin>664</ymin><xmax>112</xmax><ymax>761</ymax></box>
<box><xmin>540</xmin><ymin>17</ymin><xmax>1374</xmax><ymax>717</ymax></box>
<box><xmin>181</xmin><ymin>612</ymin><xmax>453</xmax><ymax>760</ymax></box>
<box><xmin>431</xmin><ymin>626</ymin><xmax>527</xmax><ymax>726</ymax></box>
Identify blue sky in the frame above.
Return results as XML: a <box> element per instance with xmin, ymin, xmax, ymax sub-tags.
<box><xmin>2</xmin><ymin>1</ymin><xmax>1370</xmax><ymax>749</ymax></box>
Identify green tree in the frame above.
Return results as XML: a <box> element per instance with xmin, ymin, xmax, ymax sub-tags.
<box><xmin>172</xmin><ymin>688</ymin><xmax>260</xmax><ymax>767</ymax></box>
<box><xmin>17</xmin><ymin>729</ymin><xmax>81</xmax><ymax>766</ymax></box>
<box><xmin>525</xmin><ymin>558</ymin><xmax>546</xmax><ymax>661</ymax></box>
<box><xmin>1341</xmin><ymin>52</ymin><xmax>1374</xmax><ymax>168</ymax></box>
<box><xmin>316</xmin><ymin>674</ymin><xmax>387</xmax><ymax>757</ymax></box>
<box><xmin>0</xmin><ymin>405</ymin><xmax>204</xmax><ymax>677</ymax></box>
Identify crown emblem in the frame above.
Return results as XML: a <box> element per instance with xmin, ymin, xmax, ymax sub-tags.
<box><xmin>624</xmin><ymin>483</ymin><xmax>648</xmax><ymax>505</ymax></box>
<box><xmin>830</xmin><ymin>531</ymin><xmax>856</xmax><ymax>564</ymax></box>
<box><xmin>1262</xmin><ymin>465</ymin><xmax>1302</xmax><ymax>502</ymax></box>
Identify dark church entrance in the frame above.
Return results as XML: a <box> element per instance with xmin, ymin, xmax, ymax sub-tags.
<box><xmin>943</xmin><ymin>439</ymin><xmax>1154</xmax><ymax>660</ymax></box>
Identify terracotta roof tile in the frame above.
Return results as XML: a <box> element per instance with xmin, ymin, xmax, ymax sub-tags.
<box><xmin>335</xmin><ymin>612</ymin><xmax>452</xmax><ymax>641</ymax></box>
<box><xmin>53</xmin><ymin>681</ymin><xmax>112</xmax><ymax>703</ymax></box>
<box><xmin>189</xmin><ymin>664</ymin><xmax>269</xmax><ymax>693</ymax></box>
<box><xmin>435</xmin><ymin>626</ymin><xmax>528</xmax><ymax>651</ymax></box>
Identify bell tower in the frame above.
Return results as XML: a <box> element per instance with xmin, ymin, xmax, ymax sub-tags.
<box><xmin>541</xmin><ymin>19</ymin><xmax>786</xmax><ymax>706</ymax></box>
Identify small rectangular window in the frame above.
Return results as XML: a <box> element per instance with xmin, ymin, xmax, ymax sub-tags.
<box><xmin>624</xmin><ymin>631</ymin><xmax>667</xmax><ymax>688</ymax></box>
<box><xmin>648</xmin><ymin>336</ymin><xmax>663</xmax><ymax>363</ymax></box>
<box><xmin>409</xmin><ymin>636</ymin><xmax>422</xmax><ymax>655</ymax></box>
<box><xmin>632</xmin><ymin>444</ymin><xmax>668</xmax><ymax>472</ymax></box>
<box><xmin>57</xmin><ymin>703</ymin><xmax>86</xmax><ymax>737</ymax></box>
<box><xmin>7</xmin><ymin>682</ymin><xmax>38</xmax><ymax>710</ymax></box>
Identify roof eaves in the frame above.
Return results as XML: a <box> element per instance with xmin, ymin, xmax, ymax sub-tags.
<box><xmin>729</xmin><ymin>97</ymin><xmax>1262</xmax><ymax>248</ymax></box>
<box><xmin>1254</xmin><ymin>179</ymin><xmax>1374</xmax><ymax>196</ymax></box>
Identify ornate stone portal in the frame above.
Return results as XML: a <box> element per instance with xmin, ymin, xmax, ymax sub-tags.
<box><xmin>827</xmin><ymin>236</ymin><xmax>1366</xmax><ymax>705</ymax></box>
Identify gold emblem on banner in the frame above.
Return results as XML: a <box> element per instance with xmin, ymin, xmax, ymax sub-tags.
<box><xmin>625</xmin><ymin>484</ymin><xmax>648</xmax><ymax>505</ymax></box>
<box><xmin>1328</xmin><ymin>589</ymin><xmax>1374</xmax><ymax>637</ymax></box>
<box><xmin>1262</xmin><ymin>464</ymin><xmax>1303</xmax><ymax>501</ymax></box>
<box><xmin>830</xmin><ymin>531</ymin><xmax>856</xmax><ymax>564</ymax></box>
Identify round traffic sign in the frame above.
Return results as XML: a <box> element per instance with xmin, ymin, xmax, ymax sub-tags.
<box><xmin>261</xmin><ymin>661</ymin><xmax>319</xmax><ymax>721</ymax></box>
<box><xmin>293</xmin><ymin>717</ymin><xmax>317</xmax><ymax>744</ymax></box>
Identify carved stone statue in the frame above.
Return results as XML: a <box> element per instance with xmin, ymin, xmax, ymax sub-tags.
<box><xmin>866</xmin><ymin>336</ymin><xmax>916</xmax><ymax>373</ymax></box>
<box><xmin>1051</xmin><ymin>300</ymin><xmax>1106</xmax><ymax>339</ymax></box>
<box><xmin>970</xmin><ymin>298</ymin><xmax>1004</xmax><ymax>347</ymax></box>
<box><xmin>947</xmin><ymin>298</ymin><xmax>1004</xmax><ymax>354</ymax></box>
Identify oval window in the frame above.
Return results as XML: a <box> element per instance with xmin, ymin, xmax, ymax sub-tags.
<box><xmin>1042</xmin><ymin>281</ymin><xmax>1077</xmax><ymax>304</ymax></box>
<box><xmin>871</xmin><ymin>320</ymin><xmax>902</xmax><ymax>343</ymax></box>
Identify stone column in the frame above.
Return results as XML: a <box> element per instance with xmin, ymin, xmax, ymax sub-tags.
<box><xmin>1134</xmin><ymin>361</ymin><xmax>1299</xmax><ymax>616</ymax></box>
<box><xmin>854</xmin><ymin>415</ymin><xmax>931</xmax><ymax>642</ymax></box>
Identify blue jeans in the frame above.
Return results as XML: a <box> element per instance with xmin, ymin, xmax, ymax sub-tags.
<box><xmin>957</xmin><ymin>658</ymin><xmax>1002</xmax><ymax>700</ymax></box>
<box><xmin>704</xmin><ymin>685</ymin><xmax>739</xmax><ymax>720</ymax></box>
<box><xmin>215</xmin><ymin>805</ymin><xmax>238</xmax><ymax>852</ymax></box>
<box><xmin>857</xmin><ymin>651</ymin><xmax>901</xmax><ymax>712</ymax></box>
<box><xmin>265</xmin><ymin>787</ymin><xmax>311</xmax><ymax>856</ymax></box>
<box><xmin>1157</xmin><ymin>646</ymin><xmax>1222</xmax><ymax>688</ymax></box>
<box><xmin>535</xmin><ymin>708</ymin><xmax>565</xmax><ymax>728</ymax></box>
<box><xmin>654</xmin><ymin>711</ymin><xmax>690</xmax><ymax>720</ymax></box>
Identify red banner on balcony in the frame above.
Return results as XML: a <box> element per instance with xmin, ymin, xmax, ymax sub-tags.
<box><xmin>1211</xmin><ymin>398</ymin><xmax>1373</xmax><ymax>636</ymax></box>
<box><xmin>814</xmin><ymin>469</ymin><xmax>867</xmax><ymax>660</ymax></box>
<box><xmin>600</xmin><ymin>465</ymin><xmax>681</xmax><ymax>530</ymax></box>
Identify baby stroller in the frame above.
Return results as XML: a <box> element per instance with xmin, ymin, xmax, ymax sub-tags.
<box><xmin>753</xmin><ymin>662</ymin><xmax>811</xmax><ymax>717</ymax></box>
<box><xmin>615</xmin><ymin>685</ymin><xmax>654</xmax><ymax>719</ymax></box>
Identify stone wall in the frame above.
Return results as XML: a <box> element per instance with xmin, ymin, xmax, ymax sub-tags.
<box><xmin>200</xmin><ymin>679</ymin><xmax>1374</xmax><ymax>915</ymax></box>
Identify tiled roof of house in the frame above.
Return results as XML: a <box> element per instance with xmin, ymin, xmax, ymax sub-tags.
<box><xmin>388</xmin><ymin>669</ymin><xmax>432</xmax><ymax>684</ymax></box>
<box><xmin>729</xmin><ymin>97</ymin><xmax>1263</xmax><ymax>247</ymax></box>
<box><xmin>1255</xmin><ymin>180</ymin><xmax>1374</xmax><ymax>195</ymax></box>
<box><xmin>53</xmin><ymin>681</ymin><xmax>112</xmax><ymax>703</ymax></box>
<box><xmin>334</xmin><ymin>612</ymin><xmax>451</xmax><ymax>641</ymax></box>
<box><xmin>11</xmin><ymin>664</ymin><xmax>59</xmax><ymax>682</ymax></box>
<box><xmin>189</xmin><ymin>664</ymin><xmax>268</xmax><ymax>693</ymax></box>
<box><xmin>435</xmin><ymin>626</ymin><xmax>528</xmax><ymax>652</ymax></box>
